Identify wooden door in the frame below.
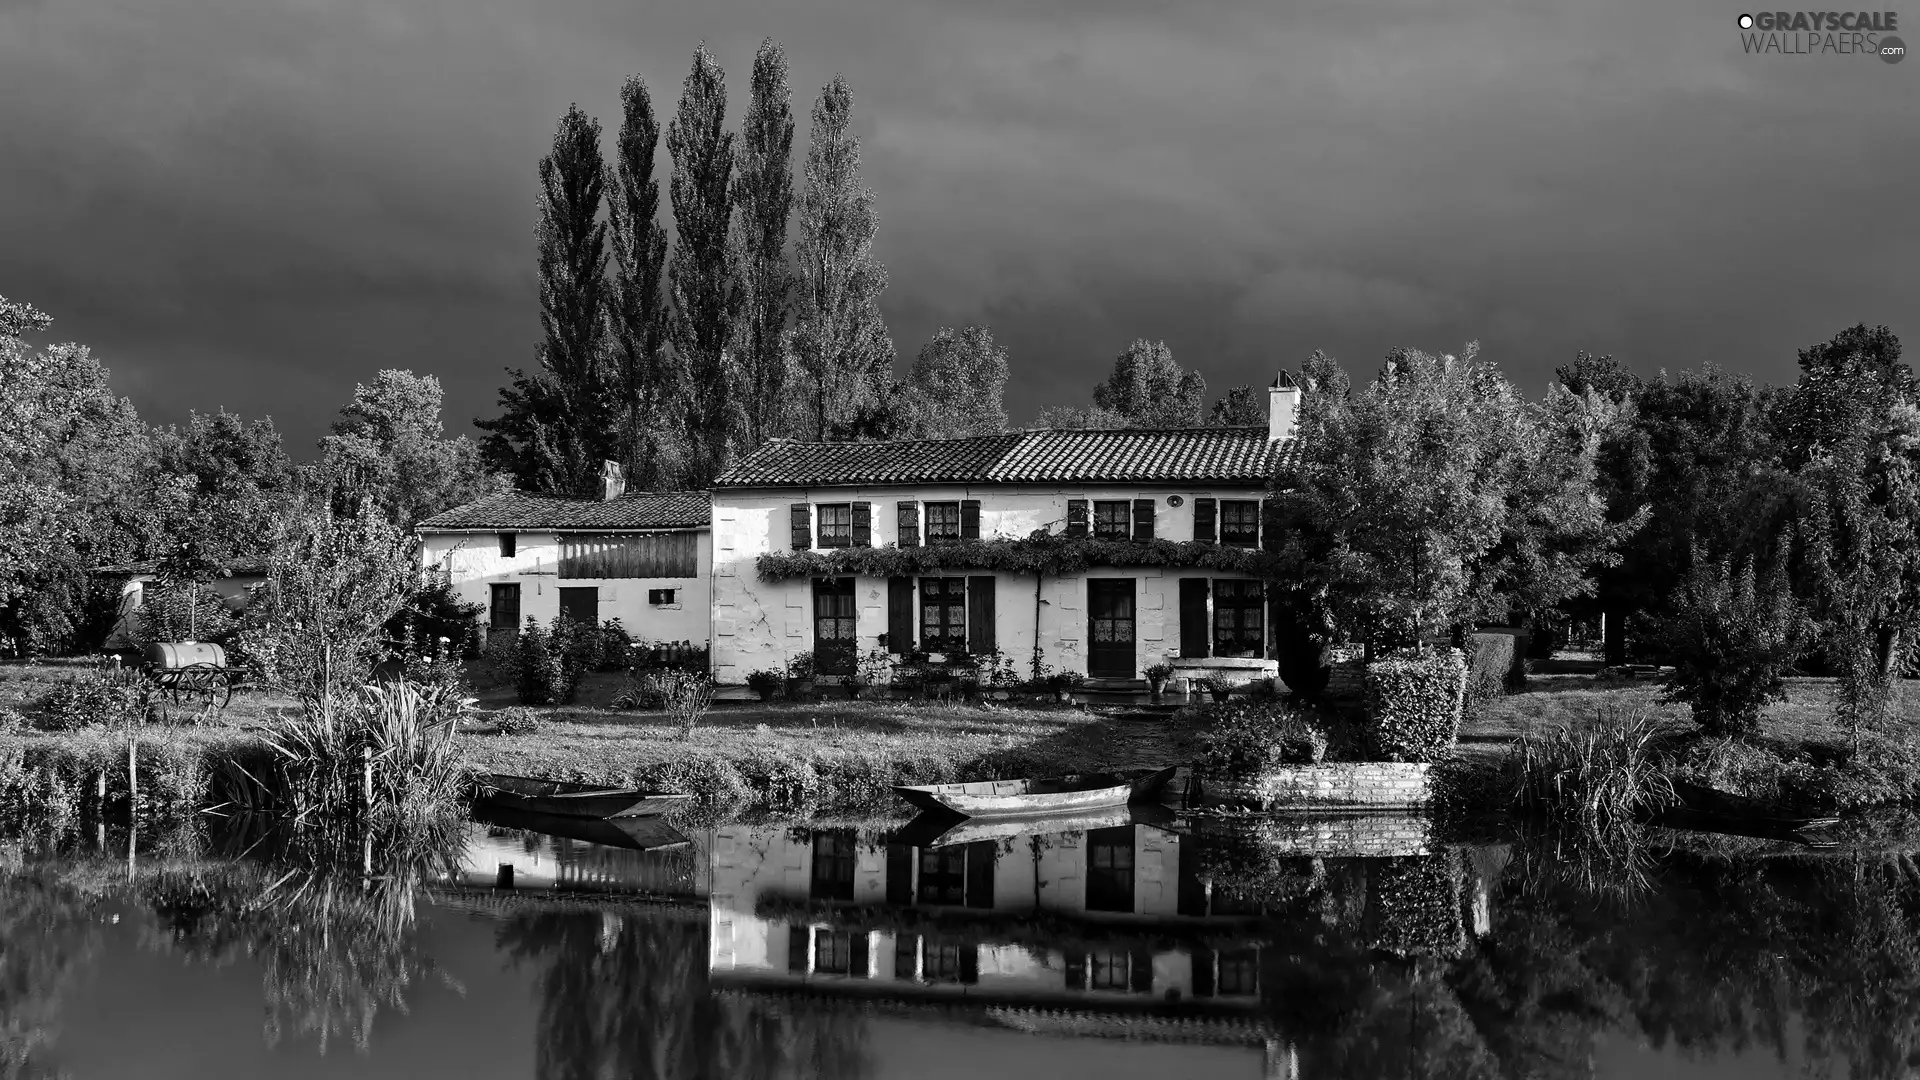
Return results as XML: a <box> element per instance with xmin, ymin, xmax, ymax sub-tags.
<box><xmin>1086</xmin><ymin>579</ymin><xmax>1136</xmax><ymax>678</ymax></box>
<box><xmin>812</xmin><ymin>577</ymin><xmax>857</xmax><ymax>676</ymax></box>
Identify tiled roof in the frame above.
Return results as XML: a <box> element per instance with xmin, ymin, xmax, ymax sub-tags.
<box><xmin>415</xmin><ymin>490</ymin><xmax>711</xmax><ymax>531</ymax></box>
<box><xmin>715</xmin><ymin>428</ymin><xmax>1278</xmax><ymax>488</ymax></box>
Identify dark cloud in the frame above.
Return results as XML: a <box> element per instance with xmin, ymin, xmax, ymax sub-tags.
<box><xmin>0</xmin><ymin>0</ymin><xmax>1912</xmax><ymax>455</ymax></box>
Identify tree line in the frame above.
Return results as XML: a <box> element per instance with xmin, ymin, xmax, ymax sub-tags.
<box><xmin>475</xmin><ymin>40</ymin><xmax>1277</xmax><ymax>496</ymax></box>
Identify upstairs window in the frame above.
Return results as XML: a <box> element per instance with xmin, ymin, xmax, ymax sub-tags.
<box><xmin>925</xmin><ymin>501</ymin><xmax>961</xmax><ymax>545</ymax></box>
<box><xmin>1092</xmin><ymin>500</ymin><xmax>1131</xmax><ymax>539</ymax></box>
<box><xmin>1220</xmin><ymin>500</ymin><xmax>1260</xmax><ymax>547</ymax></box>
<box><xmin>498</xmin><ymin>532</ymin><xmax>516</xmax><ymax>558</ymax></box>
<box><xmin>817</xmin><ymin>504</ymin><xmax>853</xmax><ymax>548</ymax></box>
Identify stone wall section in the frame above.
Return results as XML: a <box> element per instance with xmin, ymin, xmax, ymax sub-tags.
<box><xmin>1199</xmin><ymin>762</ymin><xmax>1432</xmax><ymax>811</ymax></box>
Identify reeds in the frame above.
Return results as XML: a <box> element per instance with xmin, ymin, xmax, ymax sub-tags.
<box><xmin>261</xmin><ymin>680</ymin><xmax>469</xmax><ymax>824</ymax></box>
<box><xmin>1505</xmin><ymin>704</ymin><xmax>1677</xmax><ymax>831</ymax></box>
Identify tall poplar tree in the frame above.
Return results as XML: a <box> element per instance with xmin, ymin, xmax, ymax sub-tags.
<box><xmin>791</xmin><ymin>74</ymin><xmax>895</xmax><ymax>441</ymax></box>
<box><xmin>606</xmin><ymin>75</ymin><xmax>678</xmax><ymax>490</ymax></box>
<box><xmin>731</xmin><ymin>39</ymin><xmax>796</xmax><ymax>450</ymax></box>
<box><xmin>666</xmin><ymin>44</ymin><xmax>739</xmax><ymax>487</ymax></box>
<box><xmin>479</xmin><ymin>105</ymin><xmax>612</xmax><ymax>495</ymax></box>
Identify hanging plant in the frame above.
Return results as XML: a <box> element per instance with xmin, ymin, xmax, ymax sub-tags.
<box><xmin>756</xmin><ymin>535</ymin><xmax>1284</xmax><ymax>583</ymax></box>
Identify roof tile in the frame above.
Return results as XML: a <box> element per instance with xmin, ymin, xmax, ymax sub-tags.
<box><xmin>716</xmin><ymin>428</ymin><xmax>1277</xmax><ymax>488</ymax></box>
<box><xmin>416</xmin><ymin>490</ymin><xmax>711</xmax><ymax>531</ymax></box>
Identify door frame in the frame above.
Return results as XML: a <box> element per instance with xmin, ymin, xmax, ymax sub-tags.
<box><xmin>1086</xmin><ymin>578</ymin><xmax>1137</xmax><ymax>679</ymax></box>
<box><xmin>812</xmin><ymin>577</ymin><xmax>858</xmax><ymax>676</ymax></box>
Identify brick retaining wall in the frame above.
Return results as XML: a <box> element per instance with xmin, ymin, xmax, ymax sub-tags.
<box><xmin>1234</xmin><ymin>813</ymin><xmax>1434</xmax><ymax>857</ymax></box>
<box><xmin>1199</xmin><ymin>762</ymin><xmax>1432</xmax><ymax>810</ymax></box>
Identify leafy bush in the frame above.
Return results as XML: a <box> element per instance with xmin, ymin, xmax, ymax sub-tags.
<box><xmin>1199</xmin><ymin>673</ymin><xmax>1235</xmax><ymax>694</ymax></box>
<box><xmin>1361</xmin><ymin>648</ymin><xmax>1467</xmax><ymax>762</ymax></box>
<box><xmin>745</xmin><ymin>669</ymin><xmax>784</xmax><ymax>700</ymax></box>
<box><xmin>1658</xmin><ymin>549</ymin><xmax>1810</xmax><ymax>737</ymax></box>
<box><xmin>33</xmin><ymin>667</ymin><xmax>160</xmax><ymax>731</ymax></box>
<box><xmin>786</xmin><ymin>650</ymin><xmax>816</xmax><ymax>681</ymax></box>
<box><xmin>383</xmin><ymin>572</ymin><xmax>483</xmax><ymax>659</ymax></box>
<box><xmin>596</xmin><ymin>620</ymin><xmax>633</xmax><ymax>670</ymax></box>
<box><xmin>492</xmin><ymin>706</ymin><xmax>539</xmax><ymax>737</ymax></box>
<box><xmin>1466</xmin><ymin>631</ymin><xmax>1519</xmax><ymax>694</ymax></box>
<box><xmin>548</xmin><ymin>616</ymin><xmax>606</xmax><ymax>692</ymax></box>
<box><xmin>262</xmin><ymin>680</ymin><xmax>467</xmax><ymax>822</ymax></box>
<box><xmin>513</xmin><ymin>619</ymin><xmax>564</xmax><ymax>705</ymax></box>
<box><xmin>650</xmin><ymin>669</ymin><xmax>715</xmax><ymax>737</ymax></box>
<box><xmin>977</xmin><ymin>649</ymin><xmax>1019</xmax><ymax>688</ymax></box>
<box><xmin>1195</xmin><ymin>703</ymin><xmax>1330</xmax><ymax>777</ymax></box>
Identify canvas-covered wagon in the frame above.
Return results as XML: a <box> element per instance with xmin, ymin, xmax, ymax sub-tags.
<box><xmin>142</xmin><ymin>642</ymin><xmax>245</xmax><ymax>709</ymax></box>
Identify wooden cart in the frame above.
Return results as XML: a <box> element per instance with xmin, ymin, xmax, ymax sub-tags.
<box><xmin>143</xmin><ymin>642</ymin><xmax>244</xmax><ymax>709</ymax></box>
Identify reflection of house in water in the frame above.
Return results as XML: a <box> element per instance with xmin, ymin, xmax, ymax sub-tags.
<box><xmin>452</xmin><ymin>816</ymin><xmax>708</xmax><ymax>898</ymax></box>
<box><xmin>706</xmin><ymin>817</ymin><xmax>1278</xmax><ymax>1019</ymax></box>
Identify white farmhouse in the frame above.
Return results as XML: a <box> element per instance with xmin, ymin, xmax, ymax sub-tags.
<box><xmin>707</xmin><ymin>376</ymin><xmax>1301</xmax><ymax>686</ymax></box>
<box><xmin>416</xmin><ymin>470</ymin><xmax>711</xmax><ymax>648</ymax></box>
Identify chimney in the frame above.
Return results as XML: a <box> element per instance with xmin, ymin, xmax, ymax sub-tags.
<box><xmin>599</xmin><ymin>460</ymin><xmax>626</xmax><ymax>501</ymax></box>
<box><xmin>1267</xmin><ymin>371</ymin><xmax>1301</xmax><ymax>443</ymax></box>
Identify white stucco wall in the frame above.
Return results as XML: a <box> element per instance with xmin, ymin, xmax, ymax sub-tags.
<box><xmin>419</xmin><ymin>529</ymin><xmax>712</xmax><ymax>647</ymax></box>
<box><xmin>710</xmin><ymin>485</ymin><xmax>1271</xmax><ymax>682</ymax></box>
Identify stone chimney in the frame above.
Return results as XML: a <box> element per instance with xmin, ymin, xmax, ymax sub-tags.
<box><xmin>1267</xmin><ymin>371</ymin><xmax>1301</xmax><ymax>443</ymax></box>
<box><xmin>599</xmin><ymin>460</ymin><xmax>626</xmax><ymax>501</ymax></box>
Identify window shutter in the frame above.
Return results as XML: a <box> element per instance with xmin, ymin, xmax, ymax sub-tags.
<box><xmin>1132</xmin><ymin>499</ymin><xmax>1155</xmax><ymax>541</ymax></box>
<box><xmin>790</xmin><ymin>503</ymin><xmax>811</xmax><ymax>550</ymax></box>
<box><xmin>960</xmin><ymin>499</ymin><xmax>980</xmax><ymax>540</ymax></box>
<box><xmin>1193</xmin><ymin>497</ymin><xmax>1217</xmax><ymax>544</ymax></box>
<box><xmin>886</xmin><ymin>844</ymin><xmax>913</xmax><ymax>904</ymax></box>
<box><xmin>967</xmin><ymin>576</ymin><xmax>996</xmax><ymax>654</ymax></box>
<box><xmin>964</xmin><ymin>841</ymin><xmax>996</xmax><ymax>909</ymax></box>
<box><xmin>897</xmin><ymin>501</ymin><xmax>920</xmax><ymax>548</ymax></box>
<box><xmin>787</xmin><ymin>926</ymin><xmax>811</xmax><ymax>972</ymax></box>
<box><xmin>1130</xmin><ymin>948</ymin><xmax>1154</xmax><ymax>992</ymax></box>
<box><xmin>1065</xmin><ymin>953</ymin><xmax>1087</xmax><ymax>990</ymax></box>
<box><xmin>887</xmin><ymin>577</ymin><xmax>915</xmax><ymax>655</ymax></box>
<box><xmin>1179</xmin><ymin>578</ymin><xmax>1211</xmax><ymax>658</ymax></box>
<box><xmin>849</xmin><ymin>932</ymin><xmax>871</xmax><ymax>979</ymax></box>
<box><xmin>1261</xmin><ymin>498</ymin><xmax>1283</xmax><ymax>553</ymax></box>
<box><xmin>852</xmin><ymin>501</ymin><xmax>872</xmax><ymax>547</ymax></box>
<box><xmin>1066</xmin><ymin>499</ymin><xmax>1089</xmax><ymax>538</ymax></box>
<box><xmin>1192</xmin><ymin>947</ymin><xmax>1217</xmax><ymax>997</ymax></box>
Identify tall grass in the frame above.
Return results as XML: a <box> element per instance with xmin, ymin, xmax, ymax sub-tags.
<box><xmin>260</xmin><ymin>681</ymin><xmax>469</xmax><ymax>824</ymax></box>
<box><xmin>1505</xmin><ymin>704</ymin><xmax>1677</xmax><ymax>830</ymax></box>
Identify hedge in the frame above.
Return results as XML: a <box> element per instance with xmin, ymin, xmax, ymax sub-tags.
<box><xmin>1362</xmin><ymin>648</ymin><xmax>1467</xmax><ymax>762</ymax></box>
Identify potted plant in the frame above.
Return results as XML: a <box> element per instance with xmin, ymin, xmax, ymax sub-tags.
<box><xmin>1145</xmin><ymin>662</ymin><xmax>1175</xmax><ymax>702</ymax></box>
<box><xmin>845</xmin><ymin>649</ymin><xmax>893</xmax><ymax>700</ymax></box>
<box><xmin>786</xmin><ymin>651</ymin><xmax>817</xmax><ymax>702</ymax></box>
<box><xmin>745</xmin><ymin>668</ymin><xmax>783</xmax><ymax>702</ymax></box>
<box><xmin>1200</xmin><ymin>673</ymin><xmax>1235</xmax><ymax>704</ymax></box>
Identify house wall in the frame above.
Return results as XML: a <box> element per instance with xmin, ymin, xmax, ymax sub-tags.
<box><xmin>105</xmin><ymin>574</ymin><xmax>268</xmax><ymax>648</ymax></box>
<box><xmin>419</xmin><ymin>529</ymin><xmax>712</xmax><ymax>647</ymax></box>
<box><xmin>710</xmin><ymin>485</ymin><xmax>1272</xmax><ymax>682</ymax></box>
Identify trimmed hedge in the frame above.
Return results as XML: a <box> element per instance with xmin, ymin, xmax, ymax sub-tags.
<box><xmin>1362</xmin><ymin>649</ymin><xmax>1467</xmax><ymax>762</ymax></box>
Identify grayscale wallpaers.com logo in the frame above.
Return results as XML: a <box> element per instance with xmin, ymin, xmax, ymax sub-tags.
<box><xmin>1737</xmin><ymin>11</ymin><xmax>1906</xmax><ymax>60</ymax></box>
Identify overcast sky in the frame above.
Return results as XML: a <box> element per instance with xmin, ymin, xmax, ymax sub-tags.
<box><xmin>0</xmin><ymin>0</ymin><xmax>1913</xmax><ymax>455</ymax></box>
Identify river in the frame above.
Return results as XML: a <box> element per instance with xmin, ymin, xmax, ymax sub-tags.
<box><xmin>0</xmin><ymin>807</ymin><xmax>1912</xmax><ymax>1079</ymax></box>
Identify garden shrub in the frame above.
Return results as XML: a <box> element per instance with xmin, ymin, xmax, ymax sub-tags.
<box><xmin>1466</xmin><ymin>631</ymin><xmax>1519</xmax><ymax>693</ymax></box>
<box><xmin>493</xmin><ymin>706</ymin><xmax>539</xmax><ymax>736</ymax></box>
<box><xmin>1195</xmin><ymin>702</ymin><xmax>1330</xmax><ymax>777</ymax></box>
<box><xmin>513</xmin><ymin>619</ymin><xmax>567</xmax><ymax>705</ymax></box>
<box><xmin>638</xmin><ymin>753</ymin><xmax>752</xmax><ymax>805</ymax></box>
<box><xmin>761</xmin><ymin>756</ymin><xmax>822</xmax><ymax>813</ymax></box>
<box><xmin>1657</xmin><ymin>549</ymin><xmax>1809</xmax><ymax>737</ymax></box>
<box><xmin>1362</xmin><ymin>852</ymin><xmax>1466</xmax><ymax>958</ymax></box>
<box><xmin>33</xmin><ymin>668</ymin><xmax>160</xmax><ymax>731</ymax></box>
<box><xmin>1361</xmin><ymin>648</ymin><xmax>1467</xmax><ymax>762</ymax></box>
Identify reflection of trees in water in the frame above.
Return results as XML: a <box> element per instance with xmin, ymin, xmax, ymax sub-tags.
<box><xmin>1242</xmin><ymin>830</ymin><xmax>1920</xmax><ymax>1080</ymax></box>
<box><xmin>0</xmin><ymin>869</ymin><xmax>101</xmax><ymax>1080</ymax></box>
<box><xmin>498</xmin><ymin>912</ymin><xmax>870</xmax><ymax>1080</ymax></box>
<box><xmin>139</xmin><ymin>819</ymin><xmax>464</xmax><ymax>1055</ymax></box>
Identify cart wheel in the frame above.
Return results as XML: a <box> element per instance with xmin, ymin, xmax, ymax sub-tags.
<box><xmin>214</xmin><ymin>677</ymin><xmax>234</xmax><ymax>710</ymax></box>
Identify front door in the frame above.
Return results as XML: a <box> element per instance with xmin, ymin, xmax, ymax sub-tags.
<box><xmin>558</xmin><ymin>586</ymin><xmax>597</xmax><ymax>626</ymax></box>
<box><xmin>1087</xmin><ymin>579</ymin><xmax>1136</xmax><ymax>679</ymax></box>
<box><xmin>812</xmin><ymin>577</ymin><xmax>857</xmax><ymax>676</ymax></box>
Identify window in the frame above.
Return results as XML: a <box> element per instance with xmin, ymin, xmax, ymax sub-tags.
<box><xmin>814</xmin><ymin>930</ymin><xmax>855</xmax><ymax>974</ymax></box>
<box><xmin>817</xmin><ymin>504</ymin><xmax>853</xmax><ymax>548</ymax></box>
<box><xmin>1086</xmin><ymin>947</ymin><xmax>1147</xmax><ymax>991</ymax></box>
<box><xmin>558</xmin><ymin>587</ymin><xmax>597</xmax><ymax>625</ymax></box>
<box><xmin>918</xmin><ymin>847</ymin><xmax>967</xmax><ymax>905</ymax></box>
<box><xmin>647</xmin><ymin>588</ymin><xmax>675</xmax><ymax>605</ymax></box>
<box><xmin>1218</xmin><ymin>949</ymin><xmax>1259</xmax><ymax>995</ymax></box>
<box><xmin>1220</xmin><ymin>500</ymin><xmax>1259</xmax><ymax>547</ymax></box>
<box><xmin>1213</xmin><ymin>580</ymin><xmax>1264</xmax><ymax>656</ymax></box>
<box><xmin>920</xmin><ymin>578</ymin><xmax>967</xmax><ymax>651</ymax></box>
<box><xmin>1092</xmin><ymin>500</ymin><xmax>1130</xmax><ymax>539</ymax></box>
<box><xmin>498</xmin><ymin>532</ymin><xmax>516</xmax><ymax>558</ymax></box>
<box><xmin>1086</xmin><ymin>826</ymin><xmax>1136</xmax><ymax>913</ymax></box>
<box><xmin>924</xmin><ymin>502</ymin><xmax>961</xmax><ymax>544</ymax></box>
<box><xmin>810</xmin><ymin>831</ymin><xmax>856</xmax><ymax>901</ymax></box>
<box><xmin>922</xmin><ymin>939</ymin><xmax>973</xmax><ymax>984</ymax></box>
<box><xmin>489</xmin><ymin>583</ymin><xmax>520</xmax><ymax>631</ymax></box>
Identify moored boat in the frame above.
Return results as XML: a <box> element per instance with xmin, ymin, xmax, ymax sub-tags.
<box><xmin>1664</xmin><ymin>780</ymin><xmax>1841</xmax><ymax>837</ymax></box>
<box><xmin>476</xmin><ymin>773</ymin><xmax>691</xmax><ymax>819</ymax></box>
<box><xmin>892</xmin><ymin>765</ymin><xmax>1178</xmax><ymax>819</ymax></box>
<box><xmin>470</xmin><ymin>803</ymin><xmax>692</xmax><ymax>851</ymax></box>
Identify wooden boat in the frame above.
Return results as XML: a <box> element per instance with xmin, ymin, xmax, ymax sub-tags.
<box><xmin>892</xmin><ymin>766</ymin><xmax>1178</xmax><ymax>819</ymax></box>
<box><xmin>476</xmin><ymin>773</ymin><xmax>691</xmax><ymax>819</ymax></box>
<box><xmin>470</xmin><ymin>803</ymin><xmax>692</xmax><ymax>851</ymax></box>
<box><xmin>1664</xmin><ymin>780</ymin><xmax>1841</xmax><ymax>836</ymax></box>
<box><xmin>890</xmin><ymin>803</ymin><xmax>1175</xmax><ymax>849</ymax></box>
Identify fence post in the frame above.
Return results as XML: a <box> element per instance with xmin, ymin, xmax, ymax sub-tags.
<box><xmin>362</xmin><ymin>745</ymin><xmax>374</xmax><ymax>813</ymax></box>
<box><xmin>126</xmin><ymin>735</ymin><xmax>137</xmax><ymax>816</ymax></box>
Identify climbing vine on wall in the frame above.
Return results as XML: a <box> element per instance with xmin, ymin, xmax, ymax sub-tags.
<box><xmin>755</xmin><ymin>533</ymin><xmax>1285</xmax><ymax>582</ymax></box>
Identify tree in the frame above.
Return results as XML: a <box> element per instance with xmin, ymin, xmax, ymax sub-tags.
<box><xmin>317</xmin><ymin>370</ymin><xmax>506</xmax><ymax>527</ymax></box>
<box><xmin>144</xmin><ymin>410</ymin><xmax>295</xmax><ymax>580</ymax></box>
<box><xmin>1269</xmin><ymin>346</ymin><xmax>1628</xmax><ymax>651</ymax></box>
<box><xmin>1209</xmin><ymin>385</ymin><xmax>1265</xmax><ymax>426</ymax></box>
<box><xmin>1092</xmin><ymin>340</ymin><xmax>1208</xmax><ymax>427</ymax></box>
<box><xmin>790</xmin><ymin>74</ymin><xmax>895</xmax><ymax>441</ymax></box>
<box><xmin>0</xmin><ymin>295</ymin><xmax>149</xmax><ymax>654</ymax></box>
<box><xmin>731</xmin><ymin>39</ymin><xmax>796</xmax><ymax>451</ymax></box>
<box><xmin>903</xmin><ymin>325</ymin><xmax>1010</xmax><ymax>438</ymax></box>
<box><xmin>667</xmin><ymin>43</ymin><xmax>740</xmax><ymax>484</ymax></box>
<box><xmin>1659</xmin><ymin>544</ymin><xmax>1810</xmax><ymax>736</ymax></box>
<box><xmin>1034</xmin><ymin>403</ymin><xmax>1127</xmax><ymax>430</ymax></box>
<box><xmin>479</xmin><ymin>105</ymin><xmax>613</xmax><ymax>495</ymax></box>
<box><xmin>605</xmin><ymin>74</ymin><xmax>680</xmax><ymax>491</ymax></box>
